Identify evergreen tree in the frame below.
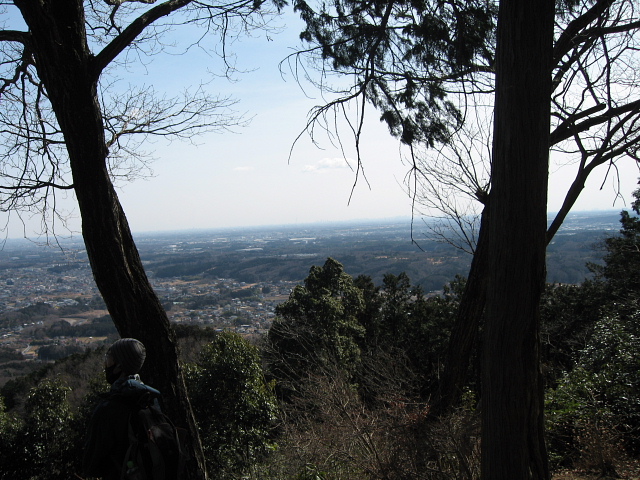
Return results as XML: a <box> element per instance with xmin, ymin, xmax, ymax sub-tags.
<box><xmin>266</xmin><ymin>258</ymin><xmax>461</xmax><ymax>402</ymax></box>
<box><xmin>539</xmin><ymin>281</ymin><xmax>606</xmax><ymax>388</ymax></box>
<box><xmin>0</xmin><ymin>396</ymin><xmax>19</xmax><ymax>479</ymax></box>
<box><xmin>373</xmin><ymin>273</ymin><xmax>460</xmax><ymax>396</ymax></box>
<box><xmin>545</xmin><ymin>188</ymin><xmax>640</xmax><ymax>467</ymax></box>
<box><xmin>266</xmin><ymin>258</ymin><xmax>366</xmax><ymax>394</ymax></box>
<box><xmin>353</xmin><ymin>274</ymin><xmax>383</xmax><ymax>348</ymax></box>
<box><xmin>185</xmin><ymin>332</ymin><xmax>278</xmax><ymax>479</ymax></box>
<box><xmin>591</xmin><ymin>185</ymin><xmax>640</xmax><ymax>308</ymax></box>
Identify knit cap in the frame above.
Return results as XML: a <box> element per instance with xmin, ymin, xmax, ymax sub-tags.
<box><xmin>108</xmin><ymin>338</ymin><xmax>146</xmax><ymax>375</ymax></box>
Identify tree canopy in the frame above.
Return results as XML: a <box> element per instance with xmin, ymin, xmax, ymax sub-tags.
<box><xmin>292</xmin><ymin>0</ymin><xmax>640</xmax><ymax>245</ymax></box>
<box><xmin>590</xmin><ymin>184</ymin><xmax>640</xmax><ymax>305</ymax></box>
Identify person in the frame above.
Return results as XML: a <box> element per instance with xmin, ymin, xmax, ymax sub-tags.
<box><xmin>83</xmin><ymin>338</ymin><xmax>160</xmax><ymax>480</ymax></box>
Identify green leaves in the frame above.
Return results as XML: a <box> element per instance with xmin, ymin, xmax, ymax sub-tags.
<box><xmin>0</xmin><ymin>378</ymin><xmax>79</xmax><ymax>480</ymax></box>
<box><xmin>546</xmin><ymin>312</ymin><xmax>640</xmax><ymax>468</ymax></box>
<box><xmin>266</xmin><ymin>258</ymin><xmax>459</xmax><ymax>402</ymax></box>
<box><xmin>185</xmin><ymin>332</ymin><xmax>278</xmax><ymax>479</ymax></box>
<box><xmin>295</xmin><ymin>0</ymin><xmax>497</xmax><ymax>147</ymax></box>
<box><xmin>267</xmin><ymin>258</ymin><xmax>366</xmax><ymax>391</ymax></box>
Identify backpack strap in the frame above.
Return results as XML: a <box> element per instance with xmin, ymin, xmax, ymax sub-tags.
<box><xmin>120</xmin><ymin>410</ymin><xmax>142</xmax><ymax>480</ymax></box>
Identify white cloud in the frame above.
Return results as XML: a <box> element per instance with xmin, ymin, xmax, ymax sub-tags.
<box><xmin>233</xmin><ymin>166</ymin><xmax>254</xmax><ymax>172</ymax></box>
<box><xmin>303</xmin><ymin>157</ymin><xmax>353</xmax><ymax>173</ymax></box>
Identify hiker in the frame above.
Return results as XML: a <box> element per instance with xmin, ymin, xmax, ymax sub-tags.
<box><xmin>83</xmin><ymin>338</ymin><xmax>158</xmax><ymax>480</ymax></box>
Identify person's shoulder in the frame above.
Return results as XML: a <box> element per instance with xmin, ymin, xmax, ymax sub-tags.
<box><xmin>110</xmin><ymin>375</ymin><xmax>162</xmax><ymax>406</ymax></box>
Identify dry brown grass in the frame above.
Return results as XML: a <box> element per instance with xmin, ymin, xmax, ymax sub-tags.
<box><xmin>552</xmin><ymin>459</ymin><xmax>640</xmax><ymax>480</ymax></box>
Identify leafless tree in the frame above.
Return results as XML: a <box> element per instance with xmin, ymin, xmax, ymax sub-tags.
<box><xmin>414</xmin><ymin>0</ymin><xmax>640</xmax><ymax>249</ymax></box>
<box><xmin>0</xmin><ymin>0</ymin><xmax>282</xmax><ymax>478</ymax></box>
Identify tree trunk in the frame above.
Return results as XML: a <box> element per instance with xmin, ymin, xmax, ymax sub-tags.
<box><xmin>435</xmin><ymin>205</ymin><xmax>489</xmax><ymax>413</ymax></box>
<box><xmin>481</xmin><ymin>0</ymin><xmax>554</xmax><ymax>478</ymax></box>
<box><xmin>14</xmin><ymin>1</ymin><xmax>207</xmax><ymax>478</ymax></box>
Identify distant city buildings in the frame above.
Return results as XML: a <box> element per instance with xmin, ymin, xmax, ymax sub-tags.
<box><xmin>0</xmin><ymin>258</ymin><xmax>295</xmax><ymax>367</ymax></box>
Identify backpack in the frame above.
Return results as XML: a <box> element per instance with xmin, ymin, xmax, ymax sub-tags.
<box><xmin>120</xmin><ymin>398</ymin><xmax>185</xmax><ymax>480</ymax></box>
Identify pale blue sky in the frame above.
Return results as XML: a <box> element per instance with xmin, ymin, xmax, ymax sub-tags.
<box><xmin>3</xmin><ymin>7</ymin><xmax>639</xmax><ymax>238</ymax></box>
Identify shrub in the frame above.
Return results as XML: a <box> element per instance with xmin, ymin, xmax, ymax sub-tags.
<box><xmin>546</xmin><ymin>312</ymin><xmax>640</xmax><ymax>473</ymax></box>
<box><xmin>259</xmin><ymin>356</ymin><xmax>480</xmax><ymax>480</ymax></box>
<box><xmin>0</xmin><ymin>378</ymin><xmax>81</xmax><ymax>480</ymax></box>
<box><xmin>185</xmin><ymin>331</ymin><xmax>278</xmax><ymax>479</ymax></box>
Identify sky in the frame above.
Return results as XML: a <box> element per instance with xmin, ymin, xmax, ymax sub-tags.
<box><xmin>3</xmin><ymin>7</ymin><xmax>639</xmax><ymax>239</ymax></box>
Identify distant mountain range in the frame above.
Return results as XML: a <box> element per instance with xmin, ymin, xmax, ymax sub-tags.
<box><xmin>1</xmin><ymin>210</ymin><xmax>627</xmax><ymax>291</ymax></box>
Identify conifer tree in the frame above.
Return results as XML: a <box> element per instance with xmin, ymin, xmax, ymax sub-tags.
<box><xmin>593</xmin><ymin>185</ymin><xmax>640</xmax><ymax>305</ymax></box>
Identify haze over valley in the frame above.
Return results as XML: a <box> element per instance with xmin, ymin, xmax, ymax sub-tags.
<box><xmin>0</xmin><ymin>211</ymin><xmax>622</xmax><ymax>384</ymax></box>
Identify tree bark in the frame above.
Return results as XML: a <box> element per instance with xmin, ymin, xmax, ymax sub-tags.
<box><xmin>435</xmin><ymin>204</ymin><xmax>489</xmax><ymax>413</ymax></box>
<box><xmin>14</xmin><ymin>1</ymin><xmax>207</xmax><ymax>478</ymax></box>
<box><xmin>481</xmin><ymin>0</ymin><xmax>554</xmax><ymax>478</ymax></box>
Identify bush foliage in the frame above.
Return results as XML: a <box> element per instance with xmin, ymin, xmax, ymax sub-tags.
<box><xmin>185</xmin><ymin>331</ymin><xmax>278</xmax><ymax>479</ymax></box>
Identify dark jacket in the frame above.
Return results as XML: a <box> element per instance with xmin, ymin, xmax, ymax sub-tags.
<box><xmin>83</xmin><ymin>375</ymin><xmax>161</xmax><ymax>480</ymax></box>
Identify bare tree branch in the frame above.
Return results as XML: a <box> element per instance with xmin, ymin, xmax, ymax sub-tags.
<box><xmin>0</xmin><ymin>30</ymin><xmax>29</xmax><ymax>44</ymax></box>
<box><xmin>92</xmin><ymin>0</ymin><xmax>194</xmax><ymax>77</ymax></box>
<box><xmin>553</xmin><ymin>0</ymin><xmax>614</xmax><ymax>64</ymax></box>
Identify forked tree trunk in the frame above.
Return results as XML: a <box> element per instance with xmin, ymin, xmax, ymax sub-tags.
<box><xmin>481</xmin><ymin>0</ymin><xmax>554</xmax><ymax>477</ymax></box>
<box><xmin>14</xmin><ymin>1</ymin><xmax>207</xmax><ymax>478</ymax></box>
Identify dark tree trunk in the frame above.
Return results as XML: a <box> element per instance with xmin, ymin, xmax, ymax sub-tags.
<box><xmin>435</xmin><ymin>205</ymin><xmax>490</xmax><ymax>414</ymax></box>
<box><xmin>481</xmin><ymin>0</ymin><xmax>554</xmax><ymax>478</ymax></box>
<box><xmin>14</xmin><ymin>1</ymin><xmax>207</xmax><ymax>478</ymax></box>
